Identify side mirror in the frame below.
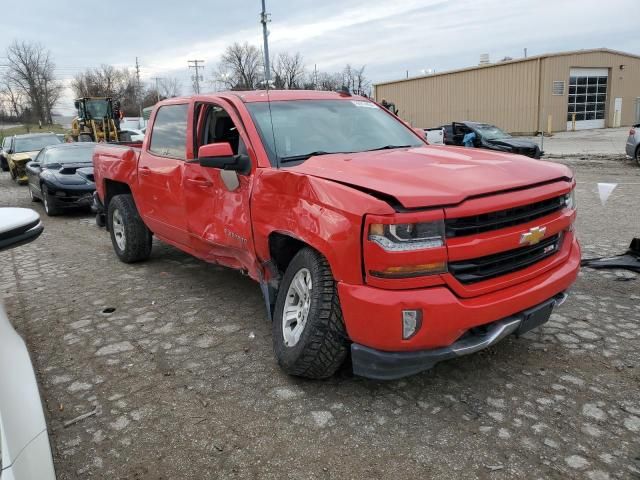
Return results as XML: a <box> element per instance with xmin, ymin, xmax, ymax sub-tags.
<box><xmin>0</xmin><ymin>208</ymin><xmax>43</xmax><ymax>253</ymax></box>
<box><xmin>28</xmin><ymin>162</ymin><xmax>41</xmax><ymax>169</ymax></box>
<box><xmin>198</xmin><ymin>143</ymin><xmax>250</xmax><ymax>175</ymax></box>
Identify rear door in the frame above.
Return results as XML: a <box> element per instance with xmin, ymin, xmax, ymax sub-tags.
<box><xmin>185</xmin><ymin>100</ymin><xmax>257</xmax><ymax>273</ymax></box>
<box><xmin>137</xmin><ymin>102</ymin><xmax>190</xmax><ymax>246</ymax></box>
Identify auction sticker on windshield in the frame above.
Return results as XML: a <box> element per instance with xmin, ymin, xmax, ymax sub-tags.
<box><xmin>351</xmin><ymin>101</ymin><xmax>378</xmax><ymax>109</ymax></box>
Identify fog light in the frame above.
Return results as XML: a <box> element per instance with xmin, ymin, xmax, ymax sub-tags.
<box><xmin>402</xmin><ymin>310</ymin><xmax>423</xmax><ymax>339</ymax></box>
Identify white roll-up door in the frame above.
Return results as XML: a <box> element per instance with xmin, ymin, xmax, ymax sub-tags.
<box><xmin>566</xmin><ymin>68</ymin><xmax>608</xmax><ymax>130</ymax></box>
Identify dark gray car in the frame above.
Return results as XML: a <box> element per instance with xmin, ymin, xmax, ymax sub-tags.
<box><xmin>625</xmin><ymin>124</ymin><xmax>640</xmax><ymax>166</ymax></box>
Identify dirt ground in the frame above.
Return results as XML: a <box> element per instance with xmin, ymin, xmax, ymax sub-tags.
<box><xmin>1</xmin><ymin>156</ymin><xmax>639</xmax><ymax>480</ymax></box>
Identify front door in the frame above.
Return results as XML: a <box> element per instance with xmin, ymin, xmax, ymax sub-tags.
<box><xmin>185</xmin><ymin>101</ymin><xmax>256</xmax><ymax>274</ymax></box>
<box><xmin>137</xmin><ymin>103</ymin><xmax>190</xmax><ymax>246</ymax></box>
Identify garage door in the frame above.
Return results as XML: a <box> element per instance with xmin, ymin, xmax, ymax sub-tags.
<box><xmin>566</xmin><ymin>68</ymin><xmax>608</xmax><ymax>130</ymax></box>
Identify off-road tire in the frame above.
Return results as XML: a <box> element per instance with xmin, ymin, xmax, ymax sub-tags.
<box><xmin>107</xmin><ymin>194</ymin><xmax>152</xmax><ymax>263</ymax></box>
<box><xmin>272</xmin><ymin>248</ymin><xmax>349</xmax><ymax>379</ymax></box>
<box><xmin>42</xmin><ymin>185</ymin><xmax>60</xmax><ymax>216</ymax></box>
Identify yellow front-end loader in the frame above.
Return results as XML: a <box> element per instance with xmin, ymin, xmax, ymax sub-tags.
<box><xmin>71</xmin><ymin>97</ymin><xmax>119</xmax><ymax>142</ymax></box>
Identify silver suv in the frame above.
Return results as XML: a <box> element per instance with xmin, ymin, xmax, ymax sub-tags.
<box><xmin>626</xmin><ymin>124</ymin><xmax>640</xmax><ymax>166</ymax></box>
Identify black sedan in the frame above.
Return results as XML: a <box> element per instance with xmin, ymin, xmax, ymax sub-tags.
<box><xmin>442</xmin><ymin>121</ymin><xmax>543</xmax><ymax>158</ymax></box>
<box><xmin>25</xmin><ymin>143</ymin><xmax>96</xmax><ymax>216</ymax></box>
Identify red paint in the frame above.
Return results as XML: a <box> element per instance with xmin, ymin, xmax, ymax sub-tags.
<box><xmin>93</xmin><ymin>90</ymin><xmax>580</xmax><ymax>353</ymax></box>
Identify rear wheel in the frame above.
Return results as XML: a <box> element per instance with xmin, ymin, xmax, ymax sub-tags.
<box><xmin>0</xmin><ymin>159</ymin><xmax>8</xmax><ymax>172</ymax></box>
<box><xmin>272</xmin><ymin>248</ymin><xmax>349</xmax><ymax>379</ymax></box>
<box><xmin>42</xmin><ymin>185</ymin><xmax>60</xmax><ymax>216</ymax></box>
<box><xmin>108</xmin><ymin>194</ymin><xmax>152</xmax><ymax>263</ymax></box>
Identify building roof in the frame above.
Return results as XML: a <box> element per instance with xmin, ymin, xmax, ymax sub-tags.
<box><xmin>374</xmin><ymin>48</ymin><xmax>640</xmax><ymax>87</ymax></box>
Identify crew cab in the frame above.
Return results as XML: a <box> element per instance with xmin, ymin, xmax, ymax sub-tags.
<box><xmin>92</xmin><ymin>90</ymin><xmax>580</xmax><ymax>380</ymax></box>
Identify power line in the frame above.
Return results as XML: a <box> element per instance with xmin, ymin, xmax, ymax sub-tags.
<box><xmin>188</xmin><ymin>60</ymin><xmax>204</xmax><ymax>94</ymax></box>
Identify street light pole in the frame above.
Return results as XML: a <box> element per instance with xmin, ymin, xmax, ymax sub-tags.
<box><xmin>260</xmin><ymin>0</ymin><xmax>271</xmax><ymax>84</ymax></box>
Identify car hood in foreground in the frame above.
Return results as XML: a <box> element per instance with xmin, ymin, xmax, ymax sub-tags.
<box><xmin>0</xmin><ymin>306</ymin><xmax>55</xmax><ymax>478</ymax></box>
<box><xmin>289</xmin><ymin>146</ymin><xmax>571</xmax><ymax>209</ymax></box>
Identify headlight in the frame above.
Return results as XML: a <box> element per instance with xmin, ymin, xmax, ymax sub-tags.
<box><xmin>564</xmin><ymin>190</ymin><xmax>576</xmax><ymax>210</ymax></box>
<box><xmin>369</xmin><ymin>220</ymin><xmax>445</xmax><ymax>252</ymax></box>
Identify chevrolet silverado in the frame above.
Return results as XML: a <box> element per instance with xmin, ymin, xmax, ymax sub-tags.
<box><xmin>92</xmin><ymin>90</ymin><xmax>580</xmax><ymax>380</ymax></box>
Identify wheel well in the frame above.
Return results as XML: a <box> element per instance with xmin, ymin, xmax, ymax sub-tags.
<box><xmin>104</xmin><ymin>179</ymin><xmax>132</xmax><ymax>211</ymax></box>
<box><xmin>269</xmin><ymin>233</ymin><xmax>307</xmax><ymax>274</ymax></box>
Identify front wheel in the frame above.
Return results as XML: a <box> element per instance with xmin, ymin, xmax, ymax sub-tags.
<box><xmin>42</xmin><ymin>185</ymin><xmax>60</xmax><ymax>216</ymax></box>
<box><xmin>108</xmin><ymin>194</ymin><xmax>152</xmax><ymax>263</ymax></box>
<box><xmin>272</xmin><ymin>248</ymin><xmax>349</xmax><ymax>379</ymax></box>
<box><xmin>635</xmin><ymin>146</ymin><xmax>640</xmax><ymax>167</ymax></box>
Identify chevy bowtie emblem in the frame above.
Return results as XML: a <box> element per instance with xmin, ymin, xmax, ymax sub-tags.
<box><xmin>520</xmin><ymin>226</ymin><xmax>547</xmax><ymax>246</ymax></box>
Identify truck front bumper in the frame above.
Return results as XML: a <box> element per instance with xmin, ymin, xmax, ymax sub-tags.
<box><xmin>351</xmin><ymin>294</ymin><xmax>565</xmax><ymax>380</ymax></box>
<box><xmin>338</xmin><ymin>236</ymin><xmax>580</xmax><ymax>379</ymax></box>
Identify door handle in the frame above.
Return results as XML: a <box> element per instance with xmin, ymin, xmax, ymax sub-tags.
<box><xmin>139</xmin><ymin>167</ymin><xmax>151</xmax><ymax>176</ymax></box>
<box><xmin>186</xmin><ymin>178</ymin><xmax>212</xmax><ymax>187</ymax></box>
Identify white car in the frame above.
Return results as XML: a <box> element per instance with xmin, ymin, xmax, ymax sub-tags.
<box><xmin>119</xmin><ymin>129</ymin><xmax>145</xmax><ymax>142</ymax></box>
<box><xmin>0</xmin><ymin>208</ymin><xmax>55</xmax><ymax>480</ymax></box>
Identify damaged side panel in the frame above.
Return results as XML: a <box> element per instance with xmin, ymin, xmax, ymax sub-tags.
<box><xmin>251</xmin><ymin>169</ymin><xmax>395</xmax><ymax>286</ymax></box>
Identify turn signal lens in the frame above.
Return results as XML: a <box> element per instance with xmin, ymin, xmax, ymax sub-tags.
<box><xmin>371</xmin><ymin>262</ymin><xmax>447</xmax><ymax>278</ymax></box>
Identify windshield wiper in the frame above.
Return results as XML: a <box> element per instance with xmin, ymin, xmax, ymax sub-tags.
<box><xmin>279</xmin><ymin>151</ymin><xmax>337</xmax><ymax>163</ymax></box>
<box><xmin>364</xmin><ymin>144</ymin><xmax>412</xmax><ymax>152</ymax></box>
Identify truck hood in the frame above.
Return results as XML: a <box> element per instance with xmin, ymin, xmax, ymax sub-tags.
<box><xmin>289</xmin><ymin>146</ymin><xmax>571</xmax><ymax>209</ymax></box>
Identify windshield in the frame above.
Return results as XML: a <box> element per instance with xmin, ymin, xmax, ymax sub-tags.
<box><xmin>44</xmin><ymin>146</ymin><xmax>94</xmax><ymax>165</ymax></box>
<box><xmin>474</xmin><ymin>124</ymin><xmax>511</xmax><ymax>141</ymax></box>
<box><xmin>85</xmin><ymin>99</ymin><xmax>110</xmax><ymax>119</ymax></box>
<box><xmin>247</xmin><ymin>100</ymin><xmax>424</xmax><ymax>165</ymax></box>
<box><xmin>14</xmin><ymin>135</ymin><xmax>60</xmax><ymax>153</ymax></box>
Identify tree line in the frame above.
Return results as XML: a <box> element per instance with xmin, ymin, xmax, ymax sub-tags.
<box><xmin>214</xmin><ymin>42</ymin><xmax>371</xmax><ymax>95</ymax></box>
<box><xmin>0</xmin><ymin>40</ymin><xmax>372</xmax><ymax>122</ymax></box>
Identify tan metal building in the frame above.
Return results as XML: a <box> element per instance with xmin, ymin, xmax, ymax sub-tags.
<box><xmin>374</xmin><ymin>48</ymin><xmax>640</xmax><ymax>134</ymax></box>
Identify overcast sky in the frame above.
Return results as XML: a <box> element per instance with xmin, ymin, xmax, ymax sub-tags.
<box><xmin>1</xmin><ymin>0</ymin><xmax>638</xmax><ymax>115</ymax></box>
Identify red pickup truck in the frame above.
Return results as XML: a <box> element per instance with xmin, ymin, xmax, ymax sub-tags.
<box><xmin>92</xmin><ymin>90</ymin><xmax>580</xmax><ymax>380</ymax></box>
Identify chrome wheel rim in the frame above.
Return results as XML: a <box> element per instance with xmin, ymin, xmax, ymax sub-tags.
<box><xmin>112</xmin><ymin>209</ymin><xmax>126</xmax><ymax>251</ymax></box>
<box><xmin>282</xmin><ymin>268</ymin><xmax>312</xmax><ymax>347</ymax></box>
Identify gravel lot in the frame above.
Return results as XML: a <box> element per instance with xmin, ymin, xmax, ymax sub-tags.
<box><xmin>1</xmin><ymin>156</ymin><xmax>639</xmax><ymax>480</ymax></box>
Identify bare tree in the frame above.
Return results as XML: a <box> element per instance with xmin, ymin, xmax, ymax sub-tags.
<box><xmin>158</xmin><ymin>77</ymin><xmax>181</xmax><ymax>98</ymax></box>
<box><xmin>71</xmin><ymin>65</ymin><xmax>140</xmax><ymax>115</ymax></box>
<box><xmin>216</xmin><ymin>42</ymin><xmax>263</xmax><ymax>90</ymax></box>
<box><xmin>272</xmin><ymin>52</ymin><xmax>305</xmax><ymax>89</ymax></box>
<box><xmin>4</xmin><ymin>41</ymin><xmax>62</xmax><ymax>123</ymax></box>
<box><xmin>0</xmin><ymin>77</ymin><xmax>26</xmax><ymax>118</ymax></box>
<box><xmin>314</xmin><ymin>71</ymin><xmax>343</xmax><ymax>91</ymax></box>
<box><xmin>343</xmin><ymin>64</ymin><xmax>370</xmax><ymax>96</ymax></box>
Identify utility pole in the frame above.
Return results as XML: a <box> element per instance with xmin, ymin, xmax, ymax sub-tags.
<box><xmin>260</xmin><ymin>0</ymin><xmax>271</xmax><ymax>84</ymax></box>
<box><xmin>188</xmin><ymin>60</ymin><xmax>205</xmax><ymax>94</ymax></box>
<box><xmin>135</xmin><ymin>57</ymin><xmax>142</xmax><ymax>116</ymax></box>
<box><xmin>151</xmin><ymin>77</ymin><xmax>161</xmax><ymax>102</ymax></box>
